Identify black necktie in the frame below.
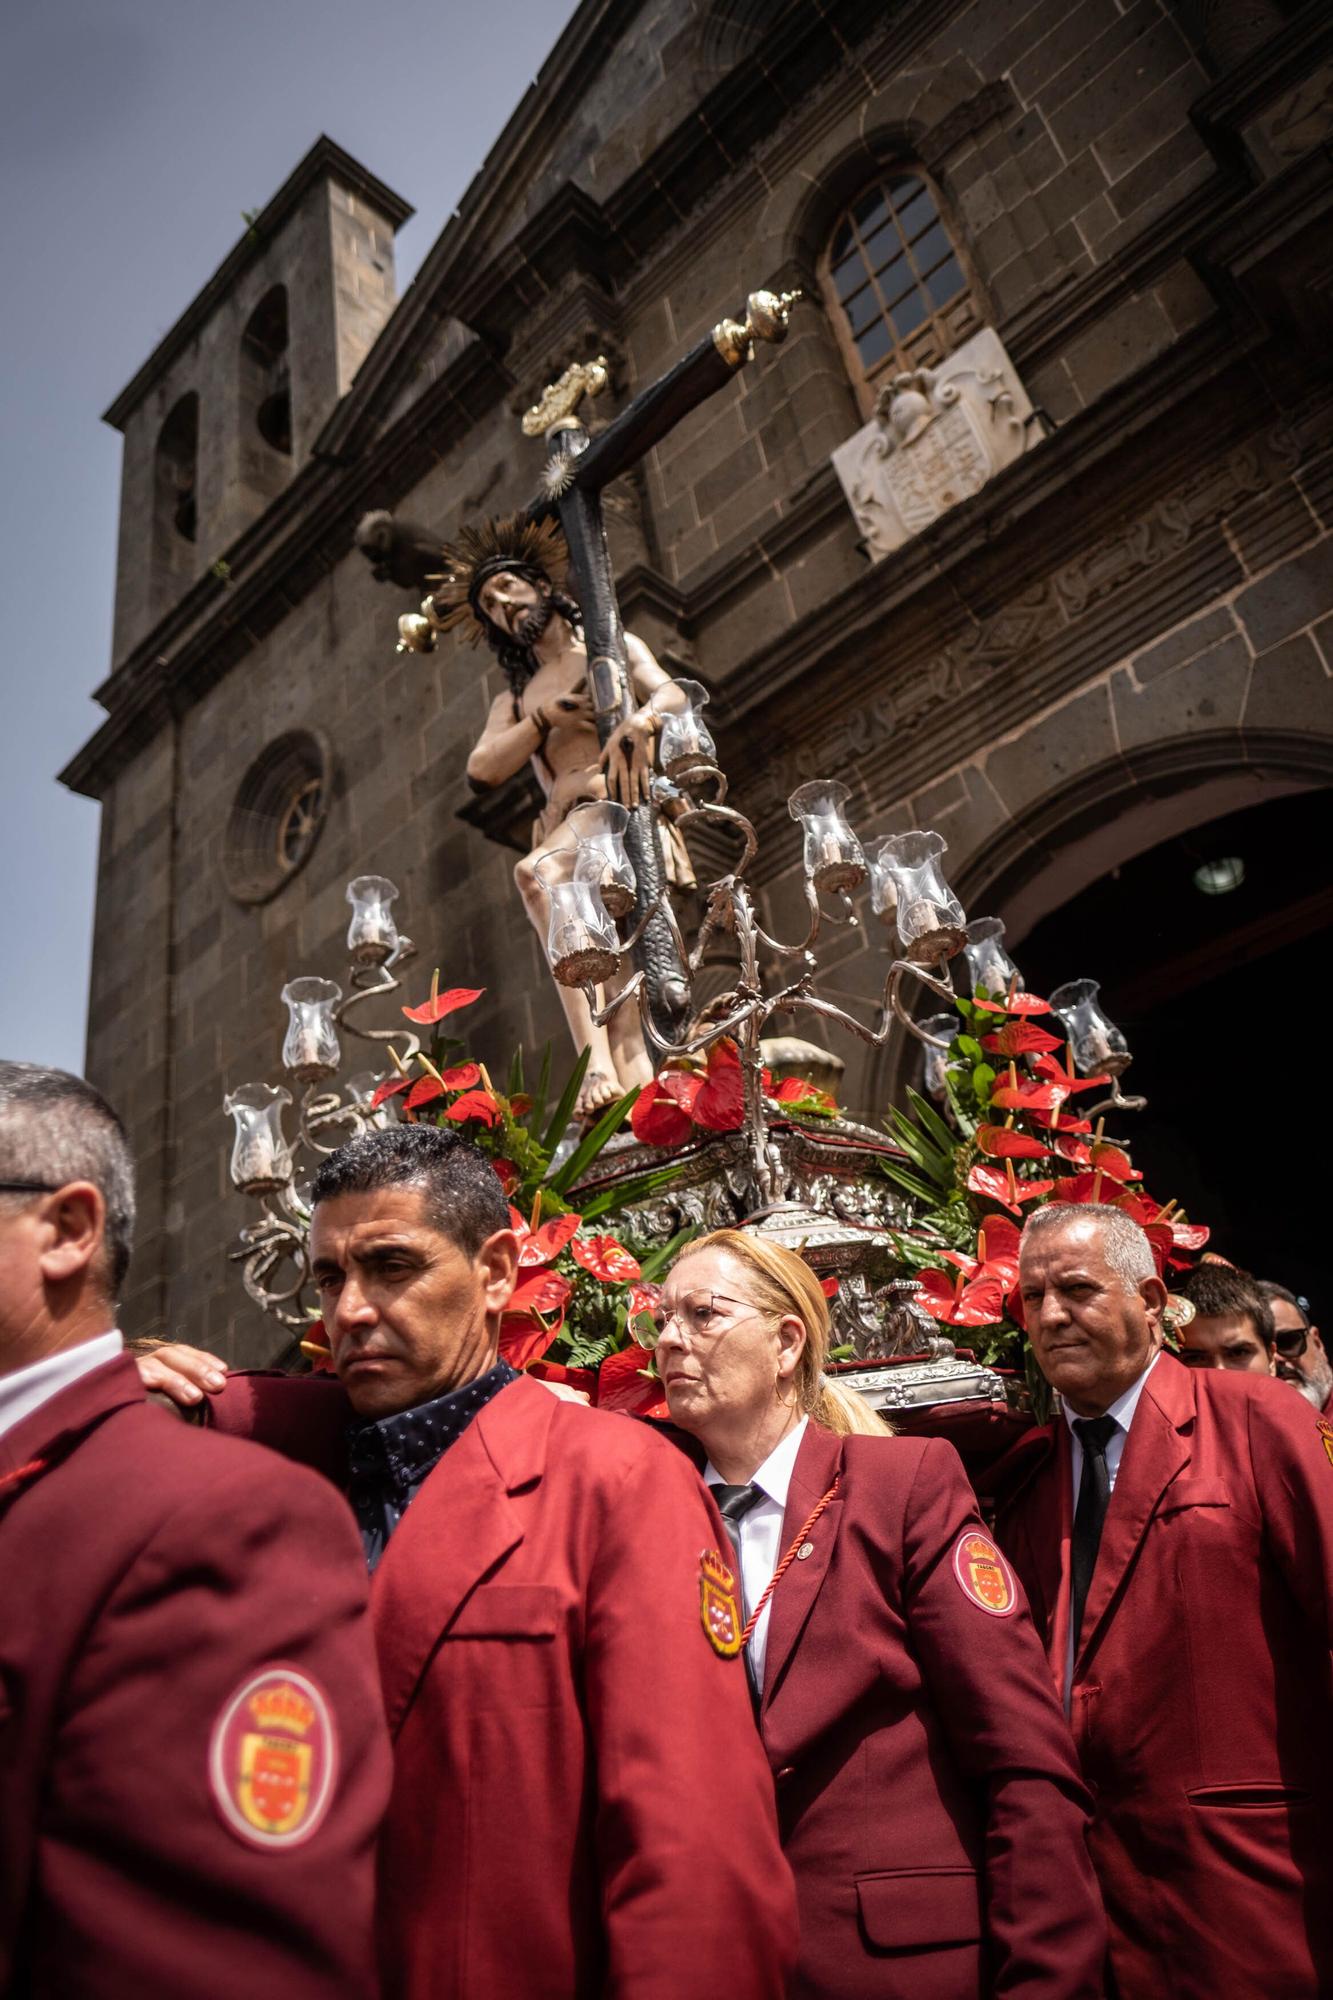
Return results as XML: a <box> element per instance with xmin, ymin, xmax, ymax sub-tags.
<box><xmin>712</xmin><ymin>1483</ymin><xmax>763</xmax><ymax>1703</ymax></box>
<box><xmin>1070</xmin><ymin>1415</ymin><xmax>1119</xmax><ymax>1650</ymax></box>
<box><xmin>712</xmin><ymin>1483</ymin><xmax>763</xmax><ymax>1605</ymax></box>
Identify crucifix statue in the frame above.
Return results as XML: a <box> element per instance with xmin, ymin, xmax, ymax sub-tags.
<box><xmin>361</xmin><ymin>286</ymin><xmax>800</xmax><ymax>1117</ymax></box>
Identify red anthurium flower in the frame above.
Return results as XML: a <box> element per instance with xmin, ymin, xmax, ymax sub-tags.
<box><xmin>1051</xmin><ymin>1134</ymin><xmax>1093</xmax><ymax>1165</ymax></box>
<box><xmin>369</xmin><ymin>1076</ymin><xmax>412</xmax><ymax>1110</ymax></box>
<box><xmin>508</xmin><ymin>1208</ymin><xmax>581</xmax><ymax>1268</ymax></box>
<box><xmin>1045</xmin><ymin>1110</ymin><xmax>1093</xmax><ymax>1134</ymax></box>
<box><xmin>630</xmin><ymin>1072</ymin><xmax>701</xmax><ymax>1148</ymax></box>
<box><xmin>571</xmin><ymin>1235</ymin><xmax>642</xmax><ymax>1283</ymax></box>
<box><xmin>1088</xmin><ymin>1142</ymin><xmax>1139</xmax><ymax>1183</ymax></box>
<box><xmin>627</xmin><ymin>1280</ymin><xmax>661</xmax><ymax>1317</ymax></box>
<box><xmin>1051</xmin><ymin>1173</ymin><xmax>1101</xmax><ymax>1204</ymax></box>
<box><xmin>692</xmin><ymin>1040</ymin><xmax>746</xmax><ymax>1133</ymax></box>
<box><xmin>1169</xmin><ymin>1220</ymin><xmax>1210</xmax><ymax>1252</ymax></box>
<box><xmin>597</xmin><ymin>1343</ymin><xmax>669</xmax><ymax>1419</ymax></box>
<box><xmin>990</xmin><ymin>1080</ymin><xmax>1071</xmax><ymax>1112</ymax></box>
<box><xmin>401</xmin><ymin>986</ymin><xmax>485</xmax><ymax>1025</ymax></box>
<box><xmin>915</xmin><ymin>1266</ymin><xmax>1006</xmax><ymax>1327</ymax></box>
<box><xmin>405</xmin><ymin>1075</ymin><xmax>445</xmax><ymax>1110</ymax></box>
<box><xmin>975</xmin><ymin>1125</ymin><xmax>1052</xmax><ymax>1160</ymax></box>
<box><xmin>770</xmin><ymin>1076</ymin><xmax>837</xmax><ymax>1111</ymax></box>
<box><xmin>506</xmin><ymin>1268</ymin><xmax>573</xmax><ymax>1320</ymax></box>
<box><xmin>978</xmin><ymin>1215</ymin><xmax>1021</xmax><ymax>1260</ymax></box>
<box><xmin>491</xmin><ymin>1158</ymin><xmax>520</xmax><ymax>1195</ymax></box>
<box><xmin>443</xmin><ymin>1088</ymin><xmax>500</xmax><ymax>1128</ymax></box>
<box><xmin>300</xmin><ymin>1319</ymin><xmax>335</xmax><ymax>1374</ymax></box>
<box><xmin>508</xmin><ymin>1092</ymin><xmax>532</xmax><ymax>1117</ymax></box>
<box><xmin>437</xmin><ymin>1062</ymin><xmax>481</xmax><ymax>1091</ymax></box>
<box><xmin>981</xmin><ymin>1021</ymin><xmax>1063</xmax><ymax>1057</ymax></box>
<box><xmin>1030</xmin><ymin>1056</ymin><xmax>1113</xmax><ymax>1098</ymax></box>
<box><xmin>966</xmin><ymin>1163</ymin><xmax>1055</xmax><ymax>1214</ymax></box>
<box><xmin>972</xmin><ymin>993</ymin><xmax>1053</xmax><ymax>1016</ymax></box>
<box><xmin>498</xmin><ymin>1312</ymin><xmax>564</xmax><ymax>1370</ymax></box>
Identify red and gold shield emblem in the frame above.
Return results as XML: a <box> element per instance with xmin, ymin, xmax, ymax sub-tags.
<box><xmin>952</xmin><ymin>1531</ymin><xmax>1017</xmax><ymax>1617</ymax></box>
<box><xmin>210</xmin><ymin>1666</ymin><xmax>337</xmax><ymax>1849</ymax></box>
<box><xmin>699</xmin><ymin>1548</ymin><xmax>743</xmax><ymax>1658</ymax></box>
<box><xmin>1317</xmin><ymin>1417</ymin><xmax>1333</xmax><ymax>1469</ymax></box>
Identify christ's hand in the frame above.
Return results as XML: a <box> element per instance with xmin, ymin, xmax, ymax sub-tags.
<box><xmin>600</xmin><ymin>713</ymin><xmax>655</xmax><ymax>809</ymax></box>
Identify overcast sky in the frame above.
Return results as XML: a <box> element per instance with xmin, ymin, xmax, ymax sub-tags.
<box><xmin>0</xmin><ymin>0</ymin><xmax>567</xmax><ymax>1072</ymax></box>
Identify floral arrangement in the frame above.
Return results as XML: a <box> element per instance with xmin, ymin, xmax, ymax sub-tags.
<box><xmin>308</xmin><ymin>980</ymin><xmax>848</xmax><ymax>1415</ymax></box>
<box><xmin>880</xmin><ymin>982</ymin><xmax>1209</xmax><ymax>1395</ymax></box>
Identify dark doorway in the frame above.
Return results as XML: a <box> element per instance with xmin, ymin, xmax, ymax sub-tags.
<box><xmin>1016</xmin><ymin>787</ymin><xmax>1333</xmax><ymax>1313</ymax></box>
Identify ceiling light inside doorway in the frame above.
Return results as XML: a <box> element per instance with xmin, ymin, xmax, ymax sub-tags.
<box><xmin>1192</xmin><ymin>857</ymin><xmax>1245</xmax><ymax>896</ymax></box>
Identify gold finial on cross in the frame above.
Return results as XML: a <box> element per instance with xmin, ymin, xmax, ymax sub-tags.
<box><xmin>521</xmin><ymin>356</ymin><xmax>611</xmax><ymax>438</ymax></box>
<box><xmin>712</xmin><ymin>289</ymin><xmax>803</xmax><ymax>369</ymax></box>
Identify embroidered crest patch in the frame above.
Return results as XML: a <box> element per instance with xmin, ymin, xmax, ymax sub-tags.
<box><xmin>699</xmin><ymin>1548</ymin><xmax>743</xmax><ymax>1657</ymax></box>
<box><xmin>1317</xmin><ymin>1417</ymin><xmax>1333</xmax><ymax>1469</ymax></box>
<box><xmin>951</xmin><ymin>1531</ymin><xmax>1018</xmax><ymax>1617</ymax></box>
<box><xmin>209</xmin><ymin>1666</ymin><xmax>337</xmax><ymax>1849</ymax></box>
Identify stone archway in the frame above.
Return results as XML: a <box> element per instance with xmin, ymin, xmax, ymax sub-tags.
<box><xmin>859</xmin><ymin>724</ymin><xmax>1333</xmax><ymax>1118</ymax></box>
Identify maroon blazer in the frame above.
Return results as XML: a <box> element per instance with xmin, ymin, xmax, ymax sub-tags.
<box><xmin>758</xmin><ymin>1420</ymin><xmax>1105</xmax><ymax>2000</ymax></box>
<box><xmin>0</xmin><ymin>1354</ymin><xmax>391</xmax><ymax>1999</ymax></box>
<box><xmin>988</xmin><ymin>1354</ymin><xmax>1333</xmax><ymax>1998</ymax></box>
<box><xmin>206</xmin><ymin>1369</ymin><xmax>797</xmax><ymax>2000</ymax></box>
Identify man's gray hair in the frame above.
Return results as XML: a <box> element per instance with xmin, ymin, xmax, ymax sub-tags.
<box><xmin>0</xmin><ymin>1062</ymin><xmax>136</xmax><ymax>1296</ymax></box>
<box><xmin>1021</xmin><ymin>1202</ymin><xmax>1156</xmax><ymax>1286</ymax></box>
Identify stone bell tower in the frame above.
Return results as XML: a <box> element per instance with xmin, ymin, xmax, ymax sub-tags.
<box><xmin>101</xmin><ymin>135</ymin><xmax>412</xmax><ymax>666</ymax></box>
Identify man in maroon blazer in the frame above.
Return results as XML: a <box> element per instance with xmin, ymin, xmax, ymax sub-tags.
<box><xmin>142</xmin><ymin>1123</ymin><xmax>796</xmax><ymax>2000</ymax></box>
<box><xmin>989</xmin><ymin>1201</ymin><xmax>1333</xmax><ymax>1999</ymax></box>
<box><xmin>0</xmin><ymin>1062</ymin><xmax>391</xmax><ymax>1999</ymax></box>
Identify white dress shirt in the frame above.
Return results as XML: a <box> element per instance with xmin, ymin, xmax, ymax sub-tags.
<box><xmin>0</xmin><ymin>1330</ymin><xmax>123</xmax><ymax>1440</ymax></box>
<box><xmin>1060</xmin><ymin>1351</ymin><xmax>1158</xmax><ymax>1701</ymax></box>
<box><xmin>705</xmin><ymin>1415</ymin><xmax>808</xmax><ymax>1690</ymax></box>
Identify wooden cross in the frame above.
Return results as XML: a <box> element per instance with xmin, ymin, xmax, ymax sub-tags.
<box><xmin>519</xmin><ymin>288</ymin><xmax>801</xmax><ymax>1041</ymax></box>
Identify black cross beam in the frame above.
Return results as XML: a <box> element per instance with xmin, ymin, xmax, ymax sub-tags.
<box><xmin>521</xmin><ymin>289</ymin><xmax>800</xmax><ymax>1042</ymax></box>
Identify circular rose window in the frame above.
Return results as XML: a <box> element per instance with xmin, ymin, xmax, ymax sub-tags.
<box><xmin>223</xmin><ymin>729</ymin><xmax>333</xmax><ymax>904</ymax></box>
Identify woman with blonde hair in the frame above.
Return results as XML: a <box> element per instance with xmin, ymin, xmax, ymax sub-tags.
<box><xmin>653</xmin><ymin>1228</ymin><xmax>1106</xmax><ymax>2000</ymax></box>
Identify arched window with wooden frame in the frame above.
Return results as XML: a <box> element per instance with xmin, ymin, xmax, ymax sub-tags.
<box><xmin>820</xmin><ymin>171</ymin><xmax>981</xmax><ymax>414</ymax></box>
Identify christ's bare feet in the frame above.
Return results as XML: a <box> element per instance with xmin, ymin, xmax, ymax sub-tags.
<box><xmin>576</xmin><ymin>1067</ymin><xmax>621</xmax><ymax>1122</ymax></box>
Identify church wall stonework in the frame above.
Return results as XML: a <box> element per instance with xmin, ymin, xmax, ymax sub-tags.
<box><xmin>67</xmin><ymin>0</ymin><xmax>1333</xmax><ymax>1356</ymax></box>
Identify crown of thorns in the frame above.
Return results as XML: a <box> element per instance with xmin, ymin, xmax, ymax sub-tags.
<box><xmin>425</xmin><ymin>513</ymin><xmax>570</xmax><ymax>640</ymax></box>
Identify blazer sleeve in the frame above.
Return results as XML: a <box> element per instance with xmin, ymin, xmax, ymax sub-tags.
<box><xmin>581</xmin><ymin>1434</ymin><xmax>797</xmax><ymax>2000</ymax></box>
<box><xmin>36</xmin><ymin>1446</ymin><xmax>391</xmax><ymax>1999</ymax></box>
<box><xmin>898</xmin><ymin>1437</ymin><xmax>1106</xmax><ymax>1998</ymax></box>
<box><xmin>1246</xmin><ymin>1382</ymin><xmax>1333</xmax><ymax>1645</ymax></box>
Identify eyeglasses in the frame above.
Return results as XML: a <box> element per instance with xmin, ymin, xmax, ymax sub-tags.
<box><xmin>0</xmin><ymin>1181</ymin><xmax>59</xmax><ymax>1195</ymax></box>
<box><xmin>647</xmin><ymin>1291</ymin><xmax>765</xmax><ymax>1347</ymax></box>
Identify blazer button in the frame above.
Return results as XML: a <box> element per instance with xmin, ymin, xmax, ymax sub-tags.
<box><xmin>775</xmin><ymin>1766</ymin><xmax>795</xmax><ymax>1784</ymax></box>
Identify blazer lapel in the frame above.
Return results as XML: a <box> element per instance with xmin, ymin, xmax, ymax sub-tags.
<box><xmin>1074</xmin><ymin>1356</ymin><xmax>1193</xmax><ymax>1674</ymax></box>
<box><xmin>371</xmin><ymin>1375</ymin><xmax>553</xmax><ymax>1738</ymax></box>
<box><xmin>761</xmin><ymin>1422</ymin><xmax>844</xmax><ymax>1714</ymax></box>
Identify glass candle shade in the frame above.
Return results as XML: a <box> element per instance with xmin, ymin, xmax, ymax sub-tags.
<box><xmin>920</xmin><ymin>1012</ymin><xmax>959</xmax><ymax>1101</ymax></box>
<box><xmin>788</xmin><ymin>780</ymin><xmax>867</xmax><ymax>893</ymax></box>
<box><xmin>963</xmin><ymin>917</ymin><xmax>1022</xmax><ymax>998</ymax></box>
<box><xmin>533</xmin><ymin>858</ymin><xmax>620</xmax><ymax>988</ymax></box>
<box><xmin>281</xmin><ymin>977</ymin><xmax>342</xmax><ymax>1083</ymax></box>
<box><xmin>868</xmin><ymin>830</ymin><xmax>966</xmax><ymax>964</ymax></box>
<box><xmin>224</xmin><ymin>1083</ymin><xmax>294</xmax><ymax>1193</ymax></box>
<box><xmin>568</xmin><ymin>801</ymin><xmax>637</xmax><ymax>919</ymax></box>
<box><xmin>1048</xmin><ymin>978</ymin><xmax>1132</xmax><ymax>1077</ymax></box>
<box><xmin>343</xmin><ymin>1071</ymin><xmax>393</xmax><ymax>1131</ymax></box>
<box><xmin>345</xmin><ymin>875</ymin><xmax>400</xmax><ymax>968</ymax></box>
<box><xmin>651</xmin><ymin>679</ymin><xmax>716</xmax><ymax>782</ymax></box>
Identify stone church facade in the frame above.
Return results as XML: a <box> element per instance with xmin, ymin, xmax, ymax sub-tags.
<box><xmin>64</xmin><ymin>0</ymin><xmax>1333</xmax><ymax>1356</ymax></box>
